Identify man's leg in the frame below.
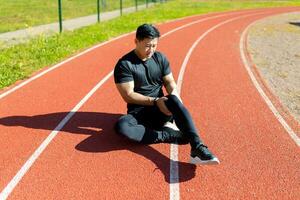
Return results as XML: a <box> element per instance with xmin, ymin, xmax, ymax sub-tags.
<box><xmin>114</xmin><ymin>113</ymin><xmax>188</xmax><ymax>144</ymax></box>
<box><xmin>164</xmin><ymin>95</ymin><xmax>203</xmax><ymax>149</ymax></box>
<box><xmin>115</xmin><ymin>114</ymin><xmax>145</xmax><ymax>142</ymax></box>
<box><xmin>164</xmin><ymin>94</ymin><xmax>220</xmax><ymax>165</ymax></box>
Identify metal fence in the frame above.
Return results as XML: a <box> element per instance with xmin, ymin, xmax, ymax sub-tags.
<box><xmin>58</xmin><ymin>0</ymin><xmax>166</xmax><ymax>32</ymax></box>
<box><xmin>0</xmin><ymin>0</ymin><xmax>167</xmax><ymax>34</ymax></box>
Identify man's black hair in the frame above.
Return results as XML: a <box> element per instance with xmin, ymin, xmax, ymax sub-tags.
<box><xmin>136</xmin><ymin>24</ymin><xmax>160</xmax><ymax>41</ymax></box>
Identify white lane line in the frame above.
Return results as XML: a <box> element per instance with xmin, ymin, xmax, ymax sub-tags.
<box><xmin>0</xmin><ymin>70</ymin><xmax>113</xmax><ymax>200</ymax></box>
<box><xmin>171</xmin><ymin>11</ymin><xmax>268</xmax><ymax>200</ymax></box>
<box><xmin>0</xmin><ymin>9</ymin><xmax>244</xmax><ymax>101</ymax></box>
<box><xmin>0</xmin><ymin>33</ymin><xmax>132</xmax><ymax>100</ymax></box>
<box><xmin>0</xmin><ymin>10</ymin><xmax>253</xmax><ymax>200</ymax></box>
<box><xmin>240</xmin><ymin>18</ymin><xmax>300</xmax><ymax>147</ymax></box>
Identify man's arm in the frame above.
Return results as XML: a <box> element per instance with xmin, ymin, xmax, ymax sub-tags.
<box><xmin>163</xmin><ymin>73</ymin><xmax>182</xmax><ymax>102</ymax></box>
<box><xmin>143</xmin><ymin>72</ymin><xmax>183</xmax><ymax>116</ymax></box>
<box><xmin>116</xmin><ymin>81</ymin><xmax>155</xmax><ymax>106</ymax></box>
<box><xmin>116</xmin><ymin>81</ymin><xmax>172</xmax><ymax>116</ymax></box>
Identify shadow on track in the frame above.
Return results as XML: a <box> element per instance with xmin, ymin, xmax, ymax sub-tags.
<box><xmin>0</xmin><ymin>112</ymin><xmax>196</xmax><ymax>183</ymax></box>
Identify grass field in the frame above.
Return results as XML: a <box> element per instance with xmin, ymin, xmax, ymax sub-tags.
<box><xmin>0</xmin><ymin>0</ymin><xmax>299</xmax><ymax>90</ymax></box>
<box><xmin>0</xmin><ymin>0</ymin><xmax>148</xmax><ymax>33</ymax></box>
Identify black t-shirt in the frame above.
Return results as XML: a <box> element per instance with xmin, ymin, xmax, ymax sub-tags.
<box><xmin>114</xmin><ymin>50</ymin><xmax>171</xmax><ymax>113</ymax></box>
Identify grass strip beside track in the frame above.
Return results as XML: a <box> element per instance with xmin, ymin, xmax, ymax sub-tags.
<box><xmin>0</xmin><ymin>0</ymin><xmax>147</xmax><ymax>33</ymax></box>
<box><xmin>0</xmin><ymin>0</ymin><xmax>299</xmax><ymax>90</ymax></box>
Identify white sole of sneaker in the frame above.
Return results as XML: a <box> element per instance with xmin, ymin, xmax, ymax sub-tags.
<box><xmin>190</xmin><ymin>156</ymin><xmax>220</xmax><ymax>165</ymax></box>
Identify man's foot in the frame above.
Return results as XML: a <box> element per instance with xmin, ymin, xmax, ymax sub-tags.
<box><xmin>158</xmin><ymin>126</ymin><xmax>189</xmax><ymax>144</ymax></box>
<box><xmin>190</xmin><ymin>144</ymin><xmax>220</xmax><ymax>165</ymax></box>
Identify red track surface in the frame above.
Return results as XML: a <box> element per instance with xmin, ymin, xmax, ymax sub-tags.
<box><xmin>0</xmin><ymin>7</ymin><xmax>299</xmax><ymax>199</ymax></box>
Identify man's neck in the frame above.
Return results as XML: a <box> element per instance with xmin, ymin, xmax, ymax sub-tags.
<box><xmin>134</xmin><ymin>49</ymin><xmax>147</xmax><ymax>61</ymax></box>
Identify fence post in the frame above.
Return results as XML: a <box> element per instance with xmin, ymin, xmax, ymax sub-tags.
<box><xmin>120</xmin><ymin>0</ymin><xmax>123</xmax><ymax>16</ymax></box>
<box><xmin>97</xmin><ymin>0</ymin><xmax>100</xmax><ymax>22</ymax></box>
<box><xmin>58</xmin><ymin>0</ymin><xmax>63</xmax><ymax>33</ymax></box>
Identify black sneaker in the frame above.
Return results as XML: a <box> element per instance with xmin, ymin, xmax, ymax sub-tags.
<box><xmin>190</xmin><ymin>144</ymin><xmax>220</xmax><ymax>165</ymax></box>
<box><xmin>158</xmin><ymin>126</ymin><xmax>189</xmax><ymax>144</ymax></box>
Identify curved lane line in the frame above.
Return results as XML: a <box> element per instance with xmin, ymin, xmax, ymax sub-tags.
<box><xmin>0</xmin><ymin>11</ymin><xmax>247</xmax><ymax>200</ymax></box>
<box><xmin>171</xmin><ymin>11</ymin><xmax>268</xmax><ymax>200</ymax></box>
<box><xmin>240</xmin><ymin>16</ymin><xmax>300</xmax><ymax>147</ymax></box>
<box><xmin>0</xmin><ymin>10</ymin><xmax>247</xmax><ymax>101</ymax></box>
<box><xmin>0</xmin><ymin>34</ymin><xmax>132</xmax><ymax>100</ymax></box>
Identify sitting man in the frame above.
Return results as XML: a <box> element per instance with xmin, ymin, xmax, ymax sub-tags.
<box><xmin>113</xmin><ymin>23</ymin><xmax>219</xmax><ymax>165</ymax></box>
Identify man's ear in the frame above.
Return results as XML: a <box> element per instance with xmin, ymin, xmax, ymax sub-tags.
<box><xmin>134</xmin><ymin>38</ymin><xmax>138</xmax><ymax>45</ymax></box>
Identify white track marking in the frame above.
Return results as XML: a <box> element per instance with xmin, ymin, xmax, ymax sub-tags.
<box><xmin>0</xmin><ymin>71</ymin><xmax>113</xmax><ymax>200</ymax></box>
<box><xmin>0</xmin><ymin>33</ymin><xmax>132</xmax><ymax>100</ymax></box>
<box><xmin>0</xmin><ymin>10</ymin><xmax>247</xmax><ymax>101</ymax></box>
<box><xmin>0</xmin><ymin>10</ymin><xmax>258</xmax><ymax>200</ymax></box>
<box><xmin>240</xmin><ymin>19</ymin><xmax>300</xmax><ymax>147</ymax></box>
<box><xmin>171</xmin><ymin>11</ymin><xmax>268</xmax><ymax>200</ymax></box>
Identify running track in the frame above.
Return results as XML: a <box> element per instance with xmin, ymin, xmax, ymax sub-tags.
<box><xmin>0</xmin><ymin>7</ymin><xmax>299</xmax><ymax>199</ymax></box>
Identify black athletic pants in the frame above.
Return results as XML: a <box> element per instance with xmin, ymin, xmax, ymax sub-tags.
<box><xmin>115</xmin><ymin>95</ymin><xmax>203</xmax><ymax>149</ymax></box>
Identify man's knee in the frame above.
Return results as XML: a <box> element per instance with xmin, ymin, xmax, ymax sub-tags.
<box><xmin>115</xmin><ymin>115</ymin><xmax>144</xmax><ymax>142</ymax></box>
<box><xmin>167</xmin><ymin>94</ymin><xmax>181</xmax><ymax>103</ymax></box>
<box><xmin>166</xmin><ymin>94</ymin><xmax>183</xmax><ymax>108</ymax></box>
<box><xmin>115</xmin><ymin>115</ymin><xmax>134</xmax><ymax>134</ymax></box>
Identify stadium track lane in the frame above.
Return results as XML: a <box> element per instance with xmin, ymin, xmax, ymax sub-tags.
<box><xmin>0</xmin><ymin>9</ymin><xmax>244</xmax><ymax>194</ymax></box>
<box><xmin>1</xmin><ymin>9</ymin><xmax>253</xmax><ymax>199</ymax></box>
<box><xmin>178</xmin><ymin>7</ymin><xmax>300</xmax><ymax>200</ymax></box>
<box><xmin>0</xmin><ymin>7</ymin><xmax>298</xmax><ymax>199</ymax></box>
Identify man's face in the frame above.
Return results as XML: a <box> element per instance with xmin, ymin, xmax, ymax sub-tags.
<box><xmin>135</xmin><ymin>37</ymin><xmax>158</xmax><ymax>60</ymax></box>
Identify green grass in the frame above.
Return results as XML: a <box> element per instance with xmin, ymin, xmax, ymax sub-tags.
<box><xmin>0</xmin><ymin>0</ymin><xmax>299</xmax><ymax>89</ymax></box>
<box><xmin>0</xmin><ymin>0</ymin><xmax>147</xmax><ymax>33</ymax></box>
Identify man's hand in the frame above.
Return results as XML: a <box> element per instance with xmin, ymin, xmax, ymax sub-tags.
<box><xmin>156</xmin><ymin>97</ymin><xmax>172</xmax><ymax>116</ymax></box>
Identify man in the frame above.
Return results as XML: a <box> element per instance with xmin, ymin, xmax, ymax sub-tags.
<box><xmin>114</xmin><ymin>24</ymin><xmax>219</xmax><ymax>165</ymax></box>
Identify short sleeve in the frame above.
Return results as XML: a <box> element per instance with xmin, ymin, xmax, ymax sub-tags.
<box><xmin>114</xmin><ymin>60</ymin><xmax>133</xmax><ymax>84</ymax></box>
<box><xmin>159</xmin><ymin>52</ymin><xmax>171</xmax><ymax>76</ymax></box>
